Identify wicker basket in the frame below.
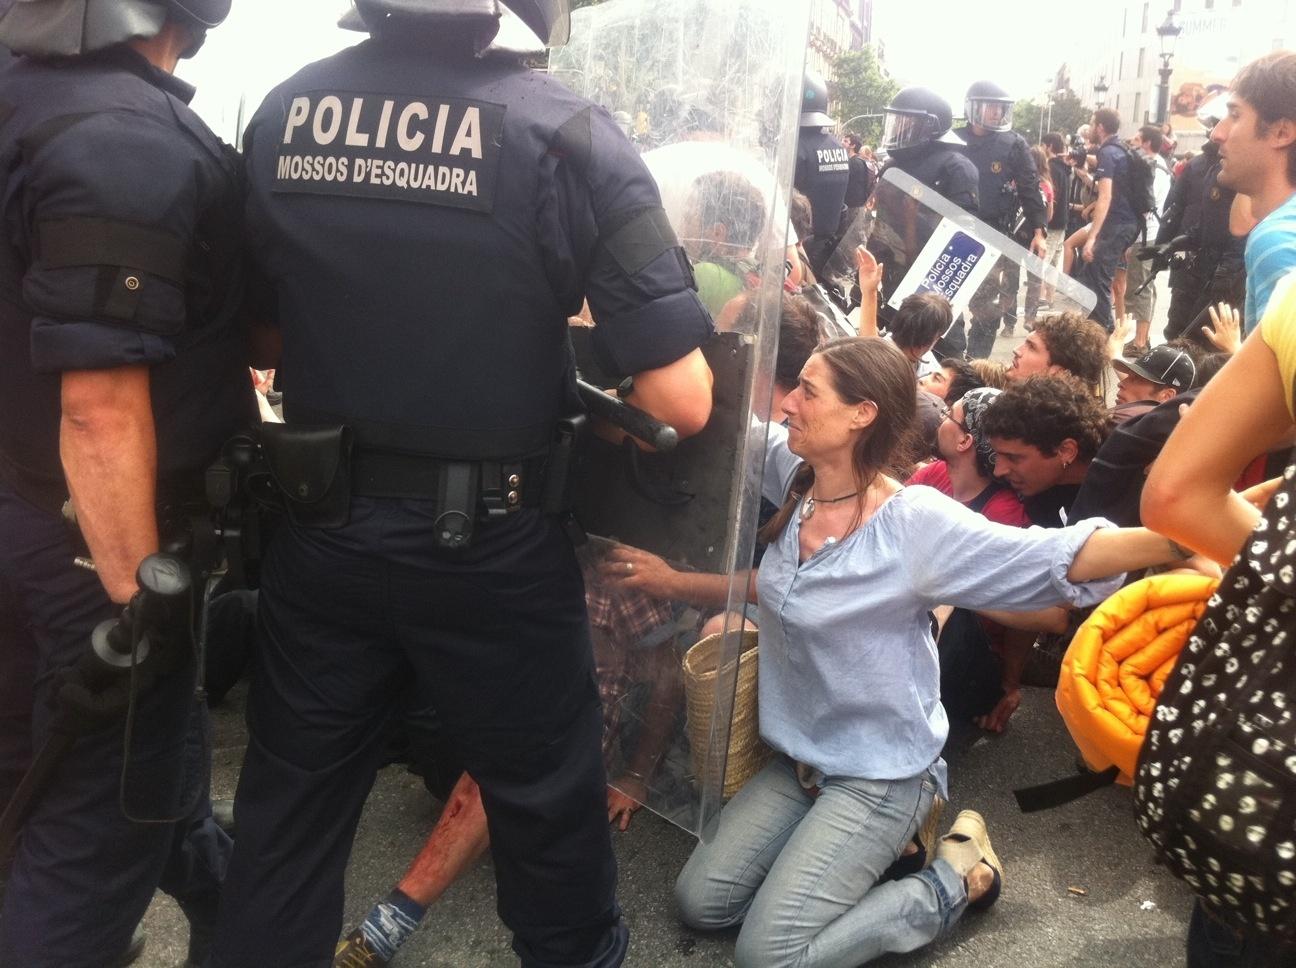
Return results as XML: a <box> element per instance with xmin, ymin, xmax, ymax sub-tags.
<box><xmin>682</xmin><ymin>629</ymin><xmax>772</xmax><ymax>799</ymax></box>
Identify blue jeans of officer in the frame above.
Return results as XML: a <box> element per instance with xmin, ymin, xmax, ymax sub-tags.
<box><xmin>675</xmin><ymin>757</ymin><xmax>960</xmax><ymax>968</ymax></box>
<box><xmin>211</xmin><ymin>501</ymin><xmax>626</xmax><ymax>968</ymax></box>
<box><xmin>1073</xmin><ymin>221</ymin><xmax>1140</xmax><ymax>332</ymax></box>
<box><xmin>0</xmin><ymin>483</ymin><xmax>229</xmax><ymax>968</ymax></box>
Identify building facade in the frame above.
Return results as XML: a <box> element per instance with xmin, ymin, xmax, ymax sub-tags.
<box><xmin>806</xmin><ymin>0</ymin><xmax>875</xmax><ymax>78</ymax></box>
<box><xmin>1074</xmin><ymin>0</ymin><xmax>1295</xmax><ymax>146</ymax></box>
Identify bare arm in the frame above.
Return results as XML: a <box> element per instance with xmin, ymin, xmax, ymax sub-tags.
<box><xmin>1081</xmin><ymin>178</ymin><xmax>1112</xmax><ymax>261</ymax></box>
<box><xmin>854</xmin><ymin>245</ymin><xmax>882</xmax><ymax>338</ymax></box>
<box><xmin>61</xmin><ymin>367</ymin><xmax>158</xmax><ymax>604</ymax></box>
<box><xmin>1066</xmin><ymin>527</ymin><xmax>1193</xmax><ymax>583</ymax></box>
<box><xmin>1142</xmin><ymin>334</ymin><xmax>1292</xmax><ymax>562</ymax></box>
<box><xmin>629</xmin><ymin>348</ymin><xmax>714</xmax><ymax>440</ymax></box>
<box><xmin>601</xmin><ymin>544</ymin><xmax>756</xmax><ymax>608</ymax></box>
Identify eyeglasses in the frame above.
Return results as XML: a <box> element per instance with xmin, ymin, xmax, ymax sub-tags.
<box><xmin>939</xmin><ymin>405</ymin><xmax>970</xmax><ymax>434</ymax></box>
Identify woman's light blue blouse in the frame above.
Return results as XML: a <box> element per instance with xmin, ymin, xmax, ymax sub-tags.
<box><xmin>756</xmin><ymin>422</ymin><xmax>1123</xmax><ymax>786</ymax></box>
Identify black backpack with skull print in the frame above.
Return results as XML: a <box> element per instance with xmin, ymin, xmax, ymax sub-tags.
<box><xmin>1133</xmin><ymin>455</ymin><xmax>1296</xmax><ymax>943</ymax></box>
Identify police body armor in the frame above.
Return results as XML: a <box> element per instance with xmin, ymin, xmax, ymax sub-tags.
<box><xmin>885</xmin><ymin>143</ymin><xmax>979</xmax><ymax>214</ymax></box>
<box><xmin>244</xmin><ymin>41</ymin><xmax>703</xmax><ymax>472</ymax></box>
<box><xmin>956</xmin><ymin>126</ymin><xmax>1038</xmax><ymax>240</ymax></box>
<box><xmin>0</xmin><ymin>48</ymin><xmax>252</xmax><ymax>517</ymax></box>
<box><xmin>794</xmin><ymin>126</ymin><xmax>850</xmax><ymax>242</ymax></box>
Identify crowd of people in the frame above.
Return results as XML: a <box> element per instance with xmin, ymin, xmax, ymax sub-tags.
<box><xmin>0</xmin><ymin>1</ymin><xmax>1294</xmax><ymax>967</ymax></box>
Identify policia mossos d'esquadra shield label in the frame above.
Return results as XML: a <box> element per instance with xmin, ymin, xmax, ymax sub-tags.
<box><xmin>821</xmin><ymin>167</ymin><xmax>1099</xmax><ymax>327</ymax></box>
<box><xmin>550</xmin><ymin>0</ymin><xmax>810</xmax><ymax>840</ymax></box>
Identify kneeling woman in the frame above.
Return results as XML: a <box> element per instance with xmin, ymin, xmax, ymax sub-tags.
<box><xmin>649</xmin><ymin>338</ymin><xmax>1197</xmax><ymax>968</ymax></box>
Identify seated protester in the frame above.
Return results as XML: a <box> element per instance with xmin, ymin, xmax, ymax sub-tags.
<box><xmin>606</xmin><ymin>339</ymin><xmax>1200</xmax><ymax>967</ymax></box>
<box><xmin>1007</xmin><ymin>312</ymin><xmax>1109</xmax><ymax>397</ymax></box>
<box><xmin>681</xmin><ymin>170</ymin><xmax>767</xmax><ymax>317</ymax></box>
<box><xmin>908</xmin><ymin>389</ymin><xmax>1032</xmax><ymax>729</ymax></box>
<box><xmin>1110</xmin><ymin>343</ymin><xmax>1198</xmax><ymax>424</ymax></box>
<box><xmin>981</xmin><ymin>375</ymin><xmax>1110</xmax><ymax>528</ymax></box>
<box><xmin>908</xmin><ymin>389</ymin><xmax>1027</xmax><ymax>526</ymax></box>
<box><xmin>918</xmin><ymin>358</ymin><xmax>974</xmax><ymax>401</ymax></box>
<box><xmin>886</xmin><ymin>292</ymin><xmax>952</xmax><ymax>379</ymax></box>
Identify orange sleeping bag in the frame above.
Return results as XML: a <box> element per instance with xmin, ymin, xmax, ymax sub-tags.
<box><xmin>1055</xmin><ymin>574</ymin><xmax>1219</xmax><ymax>785</ymax></box>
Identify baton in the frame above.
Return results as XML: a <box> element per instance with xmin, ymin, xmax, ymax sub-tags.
<box><xmin>577</xmin><ymin>380</ymin><xmax>679</xmax><ymax>453</ymax></box>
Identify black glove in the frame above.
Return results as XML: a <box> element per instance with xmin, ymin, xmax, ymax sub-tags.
<box><xmin>52</xmin><ymin>658</ymin><xmax>159</xmax><ymax>735</ymax></box>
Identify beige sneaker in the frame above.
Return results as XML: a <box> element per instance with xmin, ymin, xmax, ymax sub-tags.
<box><xmin>334</xmin><ymin>928</ymin><xmax>389</xmax><ymax>968</ymax></box>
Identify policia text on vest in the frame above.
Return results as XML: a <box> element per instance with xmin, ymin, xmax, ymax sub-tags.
<box><xmin>274</xmin><ymin>92</ymin><xmax>504</xmax><ymax>212</ymax></box>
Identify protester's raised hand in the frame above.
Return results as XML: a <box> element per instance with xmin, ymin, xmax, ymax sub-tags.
<box><xmin>1202</xmin><ymin>301</ymin><xmax>1242</xmax><ymax>355</ymax></box>
<box><xmin>855</xmin><ymin>244</ymin><xmax>883</xmax><ymax>293</ymax></box>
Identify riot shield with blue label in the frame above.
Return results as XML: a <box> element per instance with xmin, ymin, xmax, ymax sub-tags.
<box><xmin>820</xmin><ymin>167</ymin><xmax>1097</xmax><ymax>348</ymax></box>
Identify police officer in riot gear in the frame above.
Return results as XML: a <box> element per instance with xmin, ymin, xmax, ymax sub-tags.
<box><xmin>210</xmin><ymin>1</ymin><xmax>714</xmax><ymax>965</ymax></box>
<box><xmin>1158</xmin><ymin>92</ymin><xmax>1246</xmax><ymax>345</ymax></box>
<box><xmin>879</xmin><ymin>86</ymin><xmax>979</xmax><ymax>211</ymax></box>
<box><xmin>795</xmin><ymin>71</ymin><xmax>851</xmax><ymax>271</ymax></box>
<box><xmin>956</xmin><ymin>80</ymin><xmax>1048</xmax><ymax>357</ymax></box>
<box><xmin>877</xmin><ymin>86</ymin><xmax>979</xmax><ymax>356</ymax></box>
<box><xmin>0</xmin><ymin>2</ymin><xmax>246</xmax><ymax>965</ymax></box>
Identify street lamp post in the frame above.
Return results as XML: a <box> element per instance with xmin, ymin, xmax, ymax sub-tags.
<box><xmin>1094</xmin><ymin>75</ymin><xmax>1109</xmax><ymax>109</ymax></box>
<box><xmin>1155</xmin><ymin>9</ymin><xmax>1183</xmax><ymax>124</ymax></box>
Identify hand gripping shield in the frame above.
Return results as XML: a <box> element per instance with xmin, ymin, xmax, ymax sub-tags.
<box><xmin>819</xmin><ymin>167</ymin><xmax>1097</xmax><ymax>334</ymax></box>
<box><xmin>550</xmin><ymin>0</ymin><xmax>810</xmax><ymax>840</ymax></box>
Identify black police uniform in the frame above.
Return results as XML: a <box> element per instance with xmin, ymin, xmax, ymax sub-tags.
<box><xmin>795</xmin><ymin>126</ymin><xmax>850</xmax><ymax>268</ymax></box>
<box><xmin>881</xmin><ymin>143</ymin><xmax>980</xmax><ymax>357</ymax></box>
<box><xmin>955</xmin><ymin>125</ymin><xmax>1046</xmax><ymax>358</ymax></box>
<box><xmin>211</xmin><ymin>35</ymin><xmax>712</xmax><ymax>968</ymax></box>
<box><xmin>0</xmin><ymin>47</ymin><xmax>250</xmax><ymax>966</ymax></box>
<box><xmin>1160</xmin><ymin>147</ymin><xmax>1243</xmax><ymax>343</ymax></box>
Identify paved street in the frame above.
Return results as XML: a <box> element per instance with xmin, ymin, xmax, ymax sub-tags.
<box><xmin>139</xmin><ymin>681</ymin><xmax>1195</xmax><ymax>967</ymax></box>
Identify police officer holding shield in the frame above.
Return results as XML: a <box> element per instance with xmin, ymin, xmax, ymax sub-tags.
<box><xmin>0</xmin><ymin>2</ymin><xmax>248</xmax><ymax>965</ymax></box>
<box><xmin>955</xmin><ymin>80</ymin><xmax>1047</xmax><ymax>357</ymax></box>
<box><xmin>211</xmin><ymin>2</ymin><xmax>714</xmax><ymax>966</ymax></box>
<box><xmin>877</xmin><ymin>86</ymin><xmax>980</xmax><ymax>356</ymax></box>
<box><xmin>795</xmin><ymin>71</ymin><xmax>851</xmax><ymax>272</ymax></box>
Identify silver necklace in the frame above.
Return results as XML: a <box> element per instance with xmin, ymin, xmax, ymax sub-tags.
<box><xmin>800</xmin><ymin>489</ymin><xmax>860</xmax><ymax>521</ymax></box>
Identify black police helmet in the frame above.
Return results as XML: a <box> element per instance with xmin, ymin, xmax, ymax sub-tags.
<box><xmin>800</xmin><ymin>71</ymin><xmax>835</xmax><ymax>128</ymax></box>
<box><xmin>351</xmin><ymin>0</ymin><xmax>570</xmax><ymax>47</ymax></box>
<box><xmin>881</xmin><ymin>86</ymin><xmax>952</xmax><ymax>153</ymax></box>
<box><xmin>168</xmin><ymin>0</ymin><xmax>231</xmax><ymax>28</ymax></box>
<box><xmin>964</xmin><ymin>79</ymin><xmax>1014</xmax><ymax>132</ymax></box>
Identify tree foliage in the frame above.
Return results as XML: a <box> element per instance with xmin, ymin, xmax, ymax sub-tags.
<box><xmin>1012</xmin><ymin>88</ymin><xmax>1093</xmax><ymax>145</ymax></box>
<box><xmin>829</xmin><ymin>46</ymin><xmax>898</xmax><ymax>147</ymax></box>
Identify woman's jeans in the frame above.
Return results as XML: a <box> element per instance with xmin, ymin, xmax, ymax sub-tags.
<box><xmin>675</xmin><ymin>756</ymin><xmax>966</xmax><ymax>968</ymax></box>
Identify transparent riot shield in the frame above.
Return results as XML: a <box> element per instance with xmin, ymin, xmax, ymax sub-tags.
<box><xmin>551</xmin><ymin>0</ymin><xmax>809</xmax><ymax>839</ymax></box>
<box><xmin>820</xmin><ymin>167</ymin><xmax>1097</xmax><ymax>349</ymax></box>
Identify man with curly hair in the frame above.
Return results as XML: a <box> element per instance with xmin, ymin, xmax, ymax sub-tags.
<box><xmin>1006</xmin><ymin>313</ymin><xmax>1109</xmax><ymax>397</ymax></box>
<box><xmin>980</xmin><ymin>375</ymin><xmax>1110</xmax><ymax>527</ymax></box>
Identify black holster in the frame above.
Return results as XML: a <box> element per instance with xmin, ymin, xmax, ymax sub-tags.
<box><xmin>257</xmin><ymin>423</ymin><xmax>354</xmax><ymax>529</ymax></box>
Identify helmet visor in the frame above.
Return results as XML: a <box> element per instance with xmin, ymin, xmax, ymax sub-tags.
<box><xmin>882</xmin><ymin>110</ymin><xmax>934</xmax><ymax>152</ymax></box>
<box><xmin>1197</xmin><ymin>90</ymin><xmax>1229</xmax><ymax>131</ymax></box>
<box><xmin>966</xmin><ymin>97</ymin><xmax>1013</xmax><ymax>132</ymax></box>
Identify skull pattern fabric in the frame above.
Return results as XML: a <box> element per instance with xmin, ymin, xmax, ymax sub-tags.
<box><xmin>1134</xmin><ymin>455</ymin><xmax>1296</xmax><ymax>942</ymax></box>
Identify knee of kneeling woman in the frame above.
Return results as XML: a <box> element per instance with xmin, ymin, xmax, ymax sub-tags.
<box><xmin>734</xmin><ymin>920</ymin><xmax>797</xmax><ymax>968</ymax></box>
<box><xmin>674</xmin><ymin>863</ymin><xmax>718</xmax><ymax>930</ymax></box>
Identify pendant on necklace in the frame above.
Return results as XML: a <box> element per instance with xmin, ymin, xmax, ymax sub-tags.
<box><xmin>800</xmin><ymin>495</ymin><xmax>816</xmax><ymax>521</ymax></box>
